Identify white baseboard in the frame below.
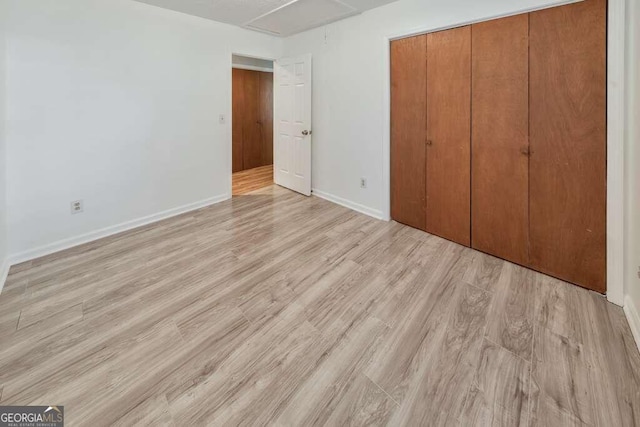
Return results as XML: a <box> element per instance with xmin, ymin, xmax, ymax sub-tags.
<box><xmin>0</xmin><ymin>258</ymin><xmax>10</xmax><ymax>295</ymax></box>
<box><xmin>624</xmin><ymin>295</ymin><xmax>640</xmax><ymax>353</ymax></box>
<box><xmin>8</xmin><ymin>193</ymin><xmax>231</xmax><ymax>267</ymax></box>
<box><xmin>311</xmin><ymin>189</ymin><xmax>384</xmax><ymax>220</ymax></box>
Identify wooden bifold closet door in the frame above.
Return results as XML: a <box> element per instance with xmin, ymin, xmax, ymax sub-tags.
<box><xmin>232</xmin><ymin>68</ymin><xmax>245</xmax><ymax>173</ymax></box>
<box><xmin>260</xmin><ymin>72</ymin><xmax>274</xmax><ymax>166</ymax></box>
<box><xmin>426</xmin><ymin>26</ymin><xmax>471</xmax><ymax>246</ymax></box>
<box><xmin>242</xmin><ymin>70</ymin><xmax>263</xmax><ymax>171</ymax></box>
<box><xmin>232</xmin><ymin>68</ymin><xmax>274</xmax><ymax>173</ymax></box>
<box><xmin>471</xmin><ymin>15</ymin><xmax>529</xmax><ymax>266</ymax></box>
<box><xmin>391</xmin><ymin>28</ymin><xmax>471</xmax><ymax>245</ymax></box>
<box><xmin>390</xmin><ymin>35</ymin><xmax>427</xmax><ymax>231</ymax></box>
<box><xmin>529</xmin><ymin>0</ymin><xmax>607</xmax><ymax>292</ymax></box>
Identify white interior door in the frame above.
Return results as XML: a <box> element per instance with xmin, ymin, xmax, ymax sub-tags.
<box><xmin>274</xmin><ymin>54</ymin><xmax>312</xmax><ymax>196</ymax></box>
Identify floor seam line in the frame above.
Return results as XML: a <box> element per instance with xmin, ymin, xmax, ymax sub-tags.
<box><xmin>363</xmin><ymin>372</ymin><xmax>400</xmax><ymax>407</ymax></box>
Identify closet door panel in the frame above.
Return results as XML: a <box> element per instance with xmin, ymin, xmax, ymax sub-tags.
<box><xmin>260</xmin><ymin>72</ymin><xmax>274</xmax><ymax>166</ymax></box>
<box><xmin>529</xmin><ymin>0</ymin><xmax>606</xmax><ymax>292</ymax></box>
<box><xmin>391</xmin><ymin>35</ymin><xmax>428</xmax><ymax>230</ymax></box>
<box><xmin>471</xmin><ymin>15</ymin><xmax>529</xmax><ymax>265</ymax></box>
<box><xmin>426</xmin><ymin>26</ymin><xmax>471</xmax><ymax>246</ymax></box>
<box><xmin>242</xmin><ymin>70</ymin><xmax>263</xmax><ymax>171</ymax></box>
<box><xmin>232</xmin><ymin>69</ymin><xmax>245</xmax><ymax>173</ymax></box>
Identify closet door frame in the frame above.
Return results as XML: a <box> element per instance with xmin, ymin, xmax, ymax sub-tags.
<box><xmin>381</xmin><ymin>0</ymin><xmax>626</xmax><ymax>306</ymax></box>
<box><xmin>229</xmin><ymin>53</ymin><xmax>277</xmax><ymax>195</ymax></box>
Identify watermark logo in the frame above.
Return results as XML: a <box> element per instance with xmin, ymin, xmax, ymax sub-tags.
<box><xmin>0</xmin><ymin>406</ymin><xmax>64</xmax><ymax>427</ymax></box>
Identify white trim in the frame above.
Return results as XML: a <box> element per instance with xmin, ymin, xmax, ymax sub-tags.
<box><xmin>382</xmin><ymin>0</ymin><xmax>625</xmax><ymax>305</ymax></box>
<box><xmin>312</xmin><ymin>188</ymin><xmax>384</xmax><ymax>220</ymax></box>
<box><xmin>0</xmin><ymin>259</ymin><xmax>10</xmax><ymax>295</ymax></box>
<box><xmin>232</xmin><ymin>64</ymin><xmax>274</xmax><ymax>73</ymax></box>
<box><xmin>606</xmin><ymin>0</ymin><xmax>626</xmax><ymax>306</ymax></box>
<box><xmin>624</xmin><ymin>295</ymin><xmax>640</xmax><ymax>353</ymax></box>
<box><xmin>8</xmin><ymin>194</ymin><xmax>230</xmax><ymax>266</ymax></box>
<box><xmin>228</xmin><ymin>56</ymin><xmax>234</xmax><ymax>198</ymax></box>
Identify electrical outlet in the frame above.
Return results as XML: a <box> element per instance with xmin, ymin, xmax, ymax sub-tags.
<box><xmin>71</xmin><ymin>200</ymin><xmax>83</xmax><ymax>215</ymax></box>
<box><xmin>219</xmin><ymin>114</ymin><xmax>226</xmax><ymax>124</ymax></box>
<box><xmin>360</xmin><ymin>178</ymin><xmax>367</xmax><ymax>189</ymax></box>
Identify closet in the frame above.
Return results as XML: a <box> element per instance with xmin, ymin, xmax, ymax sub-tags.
<box><xmin>390</xmin><ymin>0</ymin><xmax>606</xmax><ymax>293</ymax></box>
<box><xmin>232</xmin><ymin>68</ymin><xmax>273</xmax><ymax>173</ymax></box>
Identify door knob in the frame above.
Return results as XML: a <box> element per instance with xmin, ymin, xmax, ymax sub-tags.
<box><xmin>302</xmin><ymin>130</ymin><xmax>312</xmax><ymax>136</ymax></box>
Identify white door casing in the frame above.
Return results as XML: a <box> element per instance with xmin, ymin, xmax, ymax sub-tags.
<box><xmin>274</xmin><ymin>54</ymin><xmax>312</xmax><ymax>196</ymax></box>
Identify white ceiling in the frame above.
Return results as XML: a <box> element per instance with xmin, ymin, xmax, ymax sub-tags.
<box><xmin>133</xmin><ymin>0</ymin><xmax>399</xmax><ymax>37</ymax></box>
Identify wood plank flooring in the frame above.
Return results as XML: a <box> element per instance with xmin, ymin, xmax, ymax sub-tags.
<box><xmin>0</xmin><ymin>185</ymin><xmax>638</xmax><ymax>426</ymax></box>
<box><xmin>232</xmin><ymin>164</ymin><xmax>273</xmax><ymax>196</ymax></box>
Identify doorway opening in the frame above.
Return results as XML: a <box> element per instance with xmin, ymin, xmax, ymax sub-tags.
<box><xmin>231</xmin><ymin>54</ymin><xmax>275</xmax><ymax>196</ymax></box>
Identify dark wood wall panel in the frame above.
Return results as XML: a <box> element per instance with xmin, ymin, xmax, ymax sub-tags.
<box><xmin>232</xmin><ymin>69</ymin><xmax>245</xmax><ymax>173</ymax></box>
<box><xmin>426</xmin><ymin>26</ymin><xmax>471</xmax><ymax>246</ymax></box>
<box><xmin>529</xmin><ymin>0</ymin><xmax>607</xmax><ymax>292</ymax></box>
<box><xmin>233</xmin><ymin>69</ymin><xmax>274</xmax><ymax>173</ymax></box>
<box><xmin>471</xmin><ymin>15</ymin><xmax>530</xmax><ymax>265</ymax></box>
<box><xmin>391</xmin><ymin>35</ymin><xmax>428</xmax><ymax>230</ymax></box>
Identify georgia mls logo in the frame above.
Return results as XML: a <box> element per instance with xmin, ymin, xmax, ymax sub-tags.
<box><xmin>0</xmin><ymin>405</ymin><xmax>64</xmax><ymax>427</ymax></box>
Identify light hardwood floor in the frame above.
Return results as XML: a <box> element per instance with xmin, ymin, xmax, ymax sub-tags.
<box><xmin>0</xmin><ymin>185</ymin><xmax>638</xmax><ymax>426</ymax></box>
<box><xmin>233</xmin><ymin>165</ymin><xmax>274</xmax><ymax>196</ymax></box>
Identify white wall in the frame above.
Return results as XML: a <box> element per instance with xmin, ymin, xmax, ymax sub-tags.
<box><xmin>5</xmin><ymin>0</ymin><xmax>283</xmax><ymax>258</ymax></box>
<box><xmin>283</xmin><ymin>0</ymin><xmax>575</xmax><ymax>219</ymax></box>
<box><xmin>0</xmin><ymin>0</ymin><xmax>8</xmax><ymax>274</ymax></box>
<box><xmin>624</xmin><ymin>0</ymin><xmax>640</xmax><ymax>341</ymax></box>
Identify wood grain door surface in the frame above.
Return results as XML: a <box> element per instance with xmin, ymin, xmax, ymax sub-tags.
<box><xmin>241</xmin><ymin>70</ymin><xmax>263</xmax><ymax>171</ymax></box>
<box><xmin>425</xmin><ymin>26</ymin><xmax>472</xmax><ymax>246</ymax></box>
<box><xmin>390</xmin><ymin>35</ymin><xmax>428</xmax><ymax>231</ymax></box>
<box><xmin>232</xmin><ymin>69</ymin><xmax>245</xmax><ymax>173</ymax></box>
<box><xmin>232</xmin><ymin>69</ymin><xmax>274</xmax><ymax>173</ymax></box>
<box><xmin>260</xmin><ymin>72</ymin><xmax>274</xmax><ymax>166</ymax></box>
<box><xmin>471</xmin><ymin>15</ymin><xmax>530</xmax><ymax>266</ymax></box>
<box><xmin>529</xmin><ymin>0</ymin><xmax>607</xmax><ymax>292</ymax></box>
